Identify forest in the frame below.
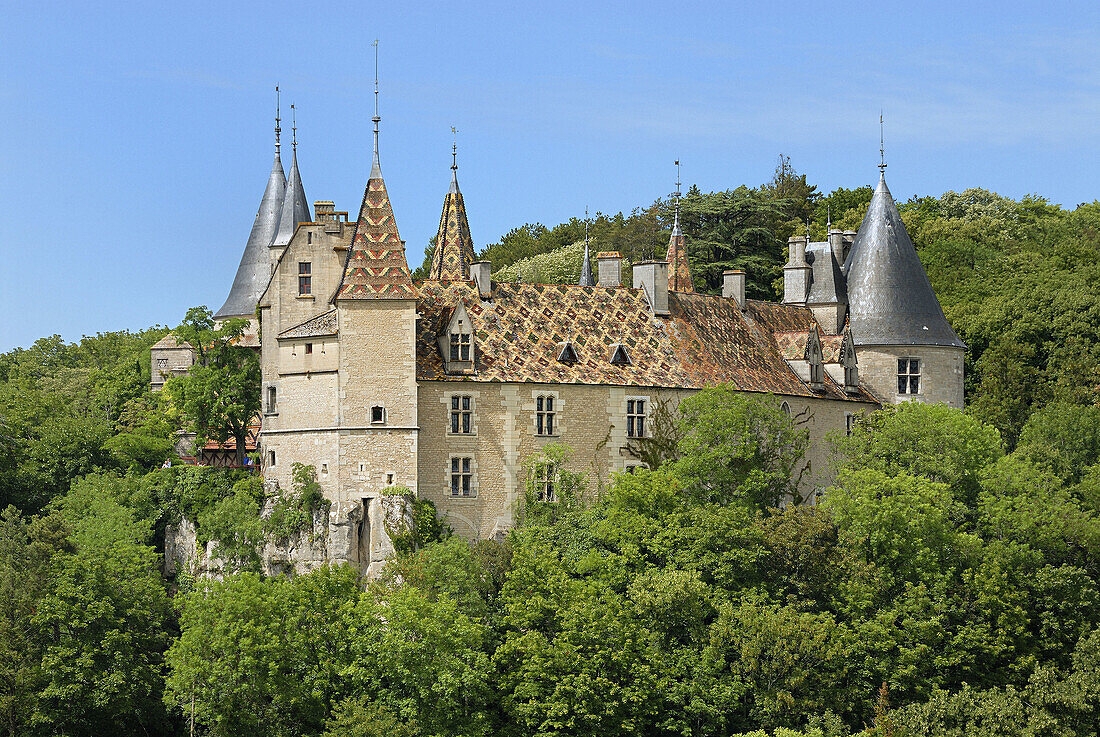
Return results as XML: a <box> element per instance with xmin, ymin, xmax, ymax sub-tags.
<box><xmin>2</xmin><ymin>158</ymin><xmax>1099</xmax><ymax>736</ymax></box>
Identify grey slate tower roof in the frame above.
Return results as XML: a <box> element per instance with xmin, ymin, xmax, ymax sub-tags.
<box><xmin>806</xmin><ymin>242</ymin><xmax>846</xmax><ymax>305</ymax></box>
<box><xmin>843</xmin><ymin>174</ymin><xmax>964</xmax><ymax>348</ymax></box>
<box><xmin>273</xmin><ymin>141</ymin><xmax>310</xmax><ymax>248</ymax></box>
<box><xmin>216</xmin><ymin>111</ymin><xmax>287</xmax><ymax>319</ymax></box>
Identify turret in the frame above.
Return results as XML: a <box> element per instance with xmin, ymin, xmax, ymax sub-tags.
<box><xmin>428</xmin><ymin>137</ymin><xmax>476</xmax><ymax>281</ymax></box>
<box><xmin>844</xmin><ymin>172</ymin><xmax>964</xmax><ymax>407</ymax></box>
<box><xmin>666</xmin><ymin>161</ymin><xmax>694</xmax><ymax>293</ymax></box>
<box><xmin>215</xmin><ymin>90</ymin><xmax>286</xmax><ymax>320</ymax></box>
<box><xmin>272</xmin><ymin>105</ymin><xmax>311</xmax><ymax>250</ymax></box>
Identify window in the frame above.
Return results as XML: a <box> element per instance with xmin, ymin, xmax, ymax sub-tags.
<box><xmin>305</xmin><ymin>342</ymin><xmax>313</xmax><ymax>355</ymax></box>
<box><xmin>451</xmin><ymin>395</ymin><xmax>473</xmax><ymax>434</ymax></box>
<box><xmin>627</xmin><ymin>398</ymin><xmax>646</xmax><ymax>438</ymax></box>
<box><xmin>780</xmin><ymin>401</ymin><xmax>792</xmax><ymax>417</ymax></box>
<box><xmin>536</xmin><ymin>395</ymin><xmax>556</xmax><ymax>436</ymax></box>
<box><xmin>532</xmin><ymin>461</ymin><xmax>556</xmax><ymax>502</ymax></box>
<box><xmin>557</xmin><ymin>341</ymin><xmax>578</xmax><ymax>364</ymax></box>
<box><xmin>451</xmin><ymin>457</ymin><xmax>473</xmax><ymax>497</ymax></box>
<box><xmin>370</xmin><ymin>405</ymin><xmax>385</xmax><ymax>424</ymax></box>
<box><xmin>268</xmin><ymin>450</ymin><xmax>276</xmax><ymax>467</ymax></box>
<box><xmin>266</xmin><ymin>386</ymin><xmax>277</xmax><ymax>414</ymax></box>
<box><xmin>449</xmin><ymin>321</ymin><xmax>471</xmax><ymax>361</ymax></box>
<box><xmin>845</xmin><ymin>363</ymin><xmax>857</xmax><ymax>390</ymax></box>
<box><xmin>897</xmin><ymin>358</ymin><xmax>921</xmax><ymax>395</ymax></box>
<box><xmin>156</xmin><ymin>357</ymin><xmax>168</xmax><ymax>368</ymax></box>
<box><xmin>298</xmin><ymin>262</ymin><xmax>312</xmax><ymax>295</ymax></box>
<box><xmin>845</xmin><ymin>413</ymin><xmax>857</xmax><ymax>436</ymax></box>
<box><xmin>307</xmin><ymin>232</ymin><xmax>313</xmax><ymax>244</ymax></box>
<box><xmin>610</xmin><ymin>343</ymin><xmax>630</xmax><ymax>365</ymax></box>
<box><xmin>386</xmin><ymin>472</ymin><xmax>394</xmax><ymax>486</ymax></box>
<box><xmin>809</xmin><ymin>356</ymin><xmax>824</xmax><ymax>386</ymax></box>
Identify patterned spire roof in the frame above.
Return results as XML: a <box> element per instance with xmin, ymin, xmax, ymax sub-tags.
<box><xmin>579</xmin><ymin>211</ymin><xmax>594</xmax><ymax>286</ymax></box>
<box><xmin>334</xmin><ymin>167</ymin><xmax>416</xmax><ymax>299</ymax></box>
<box><xmin>665</xmin><ymin>224</ymin><xmax>694</xmax><ymax>293</ymax></box>
<box><xmin>428</xmin><ymin>166</ymin><xmax>476</xmax><ymax>281</ymax></box>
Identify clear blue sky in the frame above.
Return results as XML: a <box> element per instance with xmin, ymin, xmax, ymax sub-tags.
<box><xmin>1</xmin><ymin>1</ymin><xmax>1097</xmax><ymax>351</ymax></box>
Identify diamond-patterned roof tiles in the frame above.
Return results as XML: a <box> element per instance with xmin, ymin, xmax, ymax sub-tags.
<box><xmin>414</xmin><ymin>280</ymin><xmax>873</xmax><ymax>402</ymax></box>
<box><xmin>429</xmin><ymin>173</ymin><xmax>476</xmax><ymax>281</ymax></box>
<box><xmin>334</xmin><ymin>173</ymin><xmax>416</xmax><ymax>299</ymax></box>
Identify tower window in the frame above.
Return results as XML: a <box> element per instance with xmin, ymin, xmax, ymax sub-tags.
<box><xmin>298</xmin><ymin>262</ymin><xmax>312</xmax><ymax>295</ymax></box>
<box><xmin>627</xmin><ymin>398</ymin><xmax>646</xmax><ymax>438</ymax></box>
<box><xmin>532</xmin><ymin>461</ymin><xmax>556</xmax><ymax>502</ymax></box>
<box><xmin>449</xmin><ymin>321</ymin><xmax>471</xmax><ymax>361</ymax></box>
<box><xmin>536</xmin><ymin>395</ymin><xmax>556</xmax><ymax>436</ymax></box>
<box><xmin>370</xmin><ymin>405</ymin><xmax>385</xmax><ymax>424</ymax></box>
<box><xmin>156</xmin><ymin>357</ymin><xmax>168</xmax><ymax>368</ymax></box>
<box><xmin>451</xmin><ymin>395</ymin><xmax>473</xmax><ymax>434</ymax></box>
<box><xmin>898</xmin><ymin>358</ymin><xmax>921</xmax><ymax>395</ymax></box>
<box><xmin>305</xmin><ymin>342</ymin><xmax>313</xmax><ymax>355</ymax></box>
<box><xmin>450</xmin><ymin>457</ymin><xmax>474</xmax><ymax>497</ymax></box>
<box><xmin>268</xmin><ymin>450</ymin><xmax>276</xmax><ymax>467</ymax></box>
<box><xmin>266</xmin><ymin>386</ymin><xmax>277</xmax><ymax>414</ymax></box>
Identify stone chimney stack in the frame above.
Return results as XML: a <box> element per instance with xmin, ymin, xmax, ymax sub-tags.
<box><xmin>471</xmin><ymin>261</ymin><xmax>492</xmax><ymax>299</ymax></box>
<box><xmin>723</xmin><ymin>269</ymin><xmax>746</xmax><ymax>310</ymax></box>
<box><xmin>783</xmin><ymin>235</ymin><xmax>811</xmax><ymax>304</ymax></box>
<box><xmin>842</xmin><ymin>230</ymin><xmax>856</xmax><ymax>265</ymax></box>
<box><xmin>828</xmin><ymin>228</ymin><xmax>845</xmax><ymax>266</ymax></box>
<box><xmin>597</xmin><ymin>251</ymin><xmax>622</xmax><ymax>288</ymax></box>
<box><xmin>313</xmin><ymin>201</ymin><xmax>335</xmax><ymax>222</ymax></box>
<box><xmin>633</xmin><ymin>260</ymin><xmax>669</xmax><ymax>315</ymax></box>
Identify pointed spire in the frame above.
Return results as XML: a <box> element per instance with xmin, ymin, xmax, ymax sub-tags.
<box><xmin>215</xmin><ymin>90</ymin><xmax>287</xmax><ymax>319</ymax></box>
<box><xmin>429</xmin><ymin>131</ymin><xmax>477</xmax><ymax>281</ymax></box>
<box><xmin>273</xmin><ymin>104</ymin><xmax>311</xmax><ymax>247</ymax></box>
<box><xmin>843</xmin><ymin>172</ymin><xmax>963</xmax><ymax>348</ymax></box>
<box><xmin>666</xmin><ymin>160</ymin><xmax>694</xmax><ymax>293</ymax></box>
<box><xmin>878</xmin><ymin>111</ymin><xmax>887</xmax><ymax>174</ymax></box>
<box><xmin>335</xmin><ymin>54</ymin><xmax>415</xmax><ymax>300</ymax></box>
<box><xmin>579</xmin><ymin>207</ymin><xmax>594</xmax><ymax>287</ymax></box>
<box><xmin>370</xmin><ymin>39</ymin><xmax>381</xmax><ymax>178</ymax></box>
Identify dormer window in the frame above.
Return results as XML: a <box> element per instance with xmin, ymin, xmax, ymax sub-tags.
<box><xmin>450</xmin><ymin>322</ymin><xmax>471</xmax><ymax>361</ymax></box>
<box><xmin>610</xmin><ymin>343</ymin><xmax>631</xmax><ymax>366</ymax></box>
<box><xmin>439</xmin><ymin>302</ymin><xmax>475</xmax><ymax>374</ymax></box>
<box><xmin>807</xmin><ymin>333</ymin><xmax>825</xmax><ymax>390</ymax></box>
<box><xmin>558</xmin><ymin>341</ymin><xmax>579</xmax><ymax>364</ymax></box>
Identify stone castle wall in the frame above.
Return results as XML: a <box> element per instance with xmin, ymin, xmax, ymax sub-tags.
<box><xmin>856</xmin><ymin>345</ymin><xmax>964</xmax><ymax>409</ymax></box>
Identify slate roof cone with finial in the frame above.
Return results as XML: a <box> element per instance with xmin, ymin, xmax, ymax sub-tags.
<box><xmin>334</xmin><ymin>54</ymin><xmax>415</xmax><ymax>300</ymax></box>
<box><xmin>842</xmin><ymin>173</ymin><xmax>964</xmax><ymax>348</ymax></box>
<box><xmin>273</xmin><ymin>105</ymin><xmax>311</xmax><ymax>248</ymax></box>
<box><xmin>428</xmin><ymin>140</ymin><xmax>477</xmax><ymax>281</ymax></box>
<box><xmin>216</xmin><ymin>93</ymin><xmax>287</xmax><ymax>319</ymax></box>
<box><xmin>666</xmin><ymin>162</ymin><xmax>694</xmax><ymax>293</ymax></box>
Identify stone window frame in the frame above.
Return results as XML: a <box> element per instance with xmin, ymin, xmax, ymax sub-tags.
<box><xmin>530</xmin><ymin>458</ymin><xmax>557</xmax><ymax>502</ymax></box>
<box><xmin>845</xmin><ymin>412</ymin><xmax>857</xmax><ymax>436</ymax></box>
<box><xmin>446</xmin><ymin>454</ymin><xmax>478</xmax><ymax>499</ymax></box>
<box><xmin>626</xmin><ymin>395</ymin><xmax>649</xmax><ymax>439</ymax></box>
<box><xmin>897</xmin><ymin>357</ymin><xmax>922</xmax><ymax>396</ymax></box>
<box><xmin>533</xmin><ymin>390</ymin><xmax>562</xmax><ymax>437</ymax></box>
<box><xmin>298</xmin><ymin>261</ymin><xmax>312</xmax><ymax>296</ymax></box>
<box><xmin>370</xmin><ymin>405</ymin><xmax>386</xmax><ymax>424</ymax></box>
<box><xmin>265</xmin><ymin>385</ymin><xmax>278</xmax><ymax>415</ymax></box>
<box><xmin>780</xmin><ymin>401</ymin><xmax>792</xmax><ymax>417</ymax></box>
<box><xmin>447</xmin><ymin>393</ymin><xmax>476</xmax><ymax>435</ymax></box>
<box><xmin>450</xmin><ymin>326</ymin><xmax>472</xmax><ymax>362</ymax></box>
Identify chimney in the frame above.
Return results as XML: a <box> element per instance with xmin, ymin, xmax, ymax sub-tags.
<box><xmin>723</xmin><ymin>269</ymin><xmax>746</xmax><ymax>310</ymax></box>
<box><xmin>842</xmin><ymin>230</ymin><xmax>856</xmax><ymax>265</ymax></box>
<box><xmin>597</xmin><ymin>251</ymin><xmax>621</xmax><ymax>287</ymax></box>
<box><xmin>633</xmin><ymin>260</ymin><xmax>669</xmax><ymax>315</ymax></box>
<box><xmin>783</xmin><ymin>235</ymin><xmax>811</xmax><ymax>304</ymax></box>
<box><xmin>471</xmin><ymin>261</ymin><xmax>492</xmax><ymax>299</ymax></box>
<box><xmin>313</xmin><ymin>201</ymin><xmax>335</xmax><ymax>222</ymax></box>
<box><xmin>828</xmin><ymin>228</ymin><xmax>844</xmax><ymax>266</ymax></box>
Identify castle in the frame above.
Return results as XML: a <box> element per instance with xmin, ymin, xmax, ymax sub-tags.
<box><xmin>154</xmin><ymin>98</ymin><xmax>964</xmax><ymax>573</ymax></box>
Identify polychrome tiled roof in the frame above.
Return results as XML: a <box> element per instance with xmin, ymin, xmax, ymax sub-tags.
<box><xmin>666</xmin><ymin>227</ymin><xmax>694</xmax><ymax>293</ymax></box>
<box><xmin>429</xmin><ymin>171</ymin><xmax>476</xmax><ymax>281</ymax></box>
<box><xmin>414</xmin><ymin>280</ymin><xmax>873</xmax><ymax>402</ymax></box>
<box><xmin>334</xmin><ymin>172</ymin><xmax>416</xmax><ymax>299</ymax></box>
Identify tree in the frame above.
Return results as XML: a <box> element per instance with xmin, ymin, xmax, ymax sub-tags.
<box><xmin>163</xmin><ymin>306</ymin><xmax>260</xmax><ymax>465</ymax></box>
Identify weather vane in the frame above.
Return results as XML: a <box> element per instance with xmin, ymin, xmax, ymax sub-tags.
<box><xmin>879</xmin><ymin>111</ymin><xmax>887</xmax><ymax>173</ymax></box>
<box><xmin>291</xmin><ymin>104</ymin><xmax>297</xmax><ymax>151</ymax></box>
<box><xmin>451</xmin><ymin>126</ymin><xmax>458</xmax><ymax>170</ymax></box>
<box><xmin>275</xmin><ymin>85</ymin><xmax>281</xmax><ymax>152</ymax></box>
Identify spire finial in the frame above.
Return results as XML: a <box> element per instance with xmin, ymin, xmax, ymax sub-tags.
<box><xmin>371</xmin><ymin>40</ymin><xmax>381</xmax><ymax>170</ymax></box>
<box><xmin>291</xmin><ymin>104</ymin><xmax>297</xmax><ymax>152</ymax></box>
<box><xmin>585</xmin><ymin>206</ymin><xmax>590</xmax><ymax>245</ymax></box>
<box><xmin>451</xmin><ymin>126</ymin><xmax>458</xmax><ymax>171</ymax></box>
<box><xmin>806</xmin><ymin>216</ymin><xmax>811</xmax><ymax>243</ymax></box>
<box><xmin>673</xmin><ymin>159</ymin><xmax>682</xmax><ymax>233</ymax></box>
<box><xmin>827</xmin><ymin>201</ymin><xmax>832</xmax><ymax>231</ymax></box>
<box><xmin>275</xmin><ymin>85</ymin><xmax>282</xmax><ymax>155</ymax></box>
<box><xmin>879</xmin><ymin>110</ymin><xmax>887</xmax><ymax>174</ymax></box>
<box><xmin>578</xmin><ymin>206</ymin><xmax>595</xmax><ymax>286</ymax></box>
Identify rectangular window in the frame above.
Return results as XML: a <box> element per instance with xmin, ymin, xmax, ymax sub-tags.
<box><xmin>156</xmin><ymin>357</ymin><xmax>168</xmax><ymax>368</ymax></box>
<box><xmin>370</xmin><ymin>405</ymin><xmax>385</xmax><ymax>424</ymax></box>
<box><xmin>268</xmin><ymin>450</ymin><xmax>276</xmax><ymax>467</ymax></box>
<box><xmin>536</xmin><ymin>395</ymin><xmax>556</xmax><ymax>436</ymax></box>
<box><xmin>266</xmin><ymin>386</ymin><xmax>277</xmax><ymax>413</ymax></box>
<box><xmin>627</xmin><ymin>399</ymin><xmax>647</xmax><ymax>438</ymax></box>
<box><xmin>897</xmin><ymin>358</ymin><xmax>921</xmax><ymax>395</ymax></box>
<box><xmin>533</xmin><ymin>462</ymin><xmax>556</xmax><ymax>502</ymax></box>
<box><xmin>450</xmin><ymin>457</ymin><xmax>473</xmax><ymax>497</ymax></box>
<box><xmin>846</xmin><ymin>413</ymin><xmax>857</xmax><ymax>436</ymax></box>
<box><xmin>450</xmin><ymin>395</ymin><xmax>473</xmax><ymax>434</ymax></box>
<box><xmin>305</xmin><ymin>342</ymin><xmax>313</xmax><ymax>355</ymax></box>
<box><xmin>298</xmin><ymin>262</ymin><xmax>312</xmax><ymax>295</ymax></box>
<box><xmin>449</xmin><ymin>330</ymin><xmax>471</xmax><ymax>361</ymax></box>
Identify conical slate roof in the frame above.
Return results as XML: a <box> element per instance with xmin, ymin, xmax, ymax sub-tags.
<box><xmin>428</xmin><ymin>167</ymin><xmax>476</xmax><ymax>281</ymax></box>
<box><xmin>334</xmin><ymin>154</ymin><xmax>416</xmax><ymax>300</ymax></box>
<box><xmin>578</xmin><ymin>237</ymin><xmax>594</xmax><ymax>287</ymax></box>
<box><xmin>273</xmin><ymin>147</ymin><xmax>310</xmax><ymax>247</ymax></box>
<box><xmin>843</xmin><ymin>174</ymin><xmax>963</xmax><ymax>348</ymax></box>
<box><xmin>216</xmin><ymin>151</ymin><xmax>286</xmax><ymax>319</ymax></box>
